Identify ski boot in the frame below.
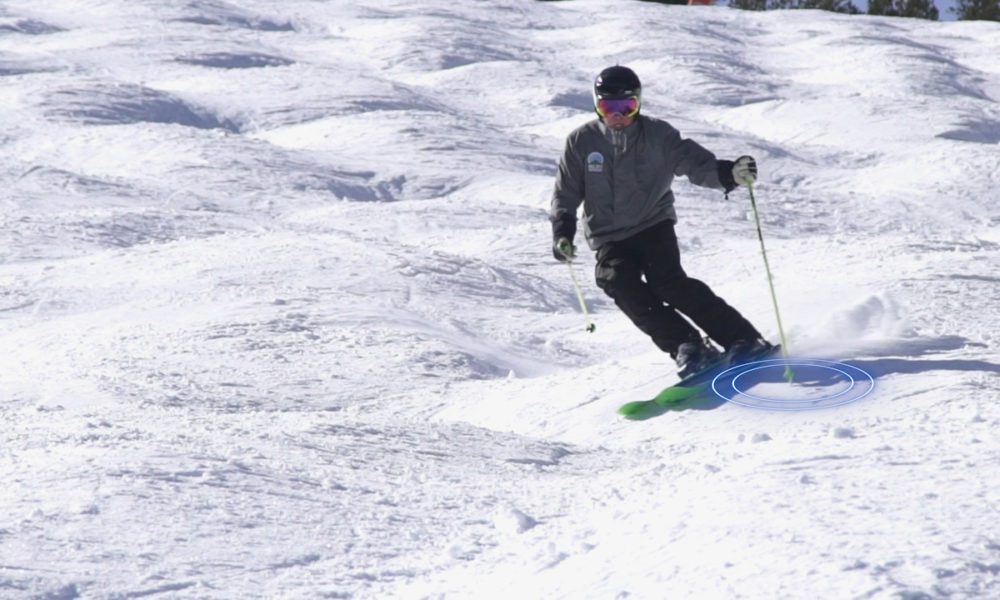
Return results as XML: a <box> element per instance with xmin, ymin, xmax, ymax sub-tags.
<box><xmin>724</xmin><ymin>338</ymin><xmax>776</xmax><ymax>366</ymax></box>
<box><xmin>675</xmin><ymin>338</ymin><xmax>722</xmax><ymax>378</ymax></box>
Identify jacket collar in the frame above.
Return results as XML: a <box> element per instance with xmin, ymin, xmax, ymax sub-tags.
<box><xmin>598</xmin><ymin>115</ymin><xmax>641</xmax><ymax>152</ymax></box>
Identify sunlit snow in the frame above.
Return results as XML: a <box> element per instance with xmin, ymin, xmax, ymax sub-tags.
<box><xmin>2</xmin><ymin>1</ymin><xmax>999</xmax><ymax>598</ymax></box>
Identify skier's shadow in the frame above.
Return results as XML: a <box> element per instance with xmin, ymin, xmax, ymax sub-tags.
<box><xmin>808</xmin><ymin>335</ymin><xmax>1000</xmax><ymax>379</ymax></box>
<box><xmin>707</xmin><ymin>364</ymin><xmax>848</xmax><ymax>405</ymax></box>
<box><xmin>626</xmin><ymin>347</ymin><xmax>1000</xmax><ymax>420</ymax></box>
<box><xmin>628</xmin><ymin>365</ymin><xmax>859</xmax><ymax>420</ymax></box>
<box><xmin>846</xmin><ymin>357</ymin><xmax>1000</xmax><ymax>378</ymax></box>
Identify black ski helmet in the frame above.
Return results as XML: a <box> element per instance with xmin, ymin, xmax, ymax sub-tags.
<box><xmin>593</xmin><ymin>65</ymin><xmax>642</xmax><ymax>114</ymax></box>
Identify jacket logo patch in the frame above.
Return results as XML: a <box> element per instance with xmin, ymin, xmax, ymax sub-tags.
<box><xmin>587</xmin><ymin>152</ymin><xmax>604</xmax><ymax>173</ymax></box>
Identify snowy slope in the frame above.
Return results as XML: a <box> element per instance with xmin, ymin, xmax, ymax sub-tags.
<box><xmin>1</xmin><ymin>0</ymin><xmax>999</xmax><ymax>598</ymax></box>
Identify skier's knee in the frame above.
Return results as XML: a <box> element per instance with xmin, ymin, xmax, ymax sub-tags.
<box><xmin>595</xmin><ymin>275</ymin><xmax>616</xmax><ymax>298</ymax></box>
<box><xmin>594</xmin><ymin>267</ymin><xmax>615</xmax><ymax>297</ymax></box>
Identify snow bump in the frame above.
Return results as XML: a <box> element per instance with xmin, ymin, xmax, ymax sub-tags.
<box><xmin>0</xmin><ymin>19</ymin><xmax>65</xmax><ymax>35</ymax></box>
<box><xmin>176</xmin><ymin>52</ymin><xmax>295</xmax><ymax>70</ymax></box>
<box><xmin>832</xmin><ymin>426</ymin><xmax>857</xmax><ymax>439</ymax></box>
<box><xmin>173</xmin><ymin>0</ymin><xmax>295</xmax><ymax>32</ymax></box>
<box><xmin>0</xmin><ymin>60</ymin><xmax>53</xmax><ymax>77</ymax></box>
<box><xmin>493</xmin><ymin>507</ymin><xmax>538</xmax><ymax>535</ymax></box>
<box><xmin>44</xmin><ymin>83</ymin><xmax>245</xmax><ymax>132</ymax></box>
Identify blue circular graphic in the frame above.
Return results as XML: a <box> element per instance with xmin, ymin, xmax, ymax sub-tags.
<box><xmin>711</xmin><ymin>359</ymin><xmax>875</xmax><ymax>411</ymax></box>
<box><xmin>731</xmin><ymin>363</ymin><xmax>856</xmax><ymax>404</ymax></box>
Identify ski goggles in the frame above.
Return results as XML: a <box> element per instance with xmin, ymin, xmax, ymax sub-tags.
<box><xmin>595</xmin><ymin>96</ymin><xmax>640</xmax><ymax>118</ymax></box>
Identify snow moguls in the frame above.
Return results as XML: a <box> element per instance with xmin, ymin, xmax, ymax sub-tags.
<box><xmin>173</xmin><ymin>0</ymin><xmax>296</xmax><ymax>32</ymax></box>
<box><xmin>937</xmin><ymin>117</ymin><xmax>1000</xmax><ymax>145</ymax></box>
<box><xmin>0</xmin><ymin>19</ymin><xmax>65</xmax><ymax>34</ymax></box>
<box><xmin>175</xmin><ymin>52</ymin><xmax>295</xmax><ymax>70</ymax></box>
<box><xmin>3</xmin><ymin>1</ymin><xmax>1000</xmax><ymax>599</ymax></box>
<box><xmin>65</xmin><ymin>211</ymin><xmax>195</xmax><ymax>249</ymax></box>
<box><xmin>0</xmin><ymin>60</ymin><xmax>53</xmax><ymax>77</ymax></box>
<box><xmin>43</xmin><ymin>83</ymin><xmax>245</xmax><ymax>133</ymax></box>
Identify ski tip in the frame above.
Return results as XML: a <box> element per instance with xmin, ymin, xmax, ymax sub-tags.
<box><xmin>617</xmin><ymin>401</ymin><xmax>648</xmax><ymax>416</ymax></box>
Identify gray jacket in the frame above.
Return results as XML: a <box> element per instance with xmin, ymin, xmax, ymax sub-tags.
<box><xmin>550</xmin><ymin>115</ymin><xmax>734</xmax><ymax>250</ymax></box>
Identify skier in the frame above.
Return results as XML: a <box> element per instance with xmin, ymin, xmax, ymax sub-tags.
<box><xmin>550</xmin><ymin>65</ymin><xmax>772</xmax><ymax>377</ymax></box>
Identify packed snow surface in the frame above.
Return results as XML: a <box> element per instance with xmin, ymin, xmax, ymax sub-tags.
<box><xmin>2</xmin><ymin>0</ymin><xmax>999</xmax><ymax>598</ymax></box>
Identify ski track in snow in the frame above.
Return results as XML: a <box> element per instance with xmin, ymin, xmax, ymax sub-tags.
<box><xmin>1</xmin><ymin>0</ymin><xmax>999</xmax><ymax>598</ymax></box>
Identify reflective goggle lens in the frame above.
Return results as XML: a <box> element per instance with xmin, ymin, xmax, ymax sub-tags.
<box><xmin>596</xmin><ymin>96</ymin><xmax>639</xmax><ymax>117</ymax></box>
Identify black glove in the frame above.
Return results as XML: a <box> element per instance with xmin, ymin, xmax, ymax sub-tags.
<box><xmin>553</xmin><ymin>237</ymin><xmax>576</xmax><ymax>262</ymax></box>
<box><xmin>717</xmin><ymin>159</ymin><xmax>737</xmax><ymax>193</ymax></box>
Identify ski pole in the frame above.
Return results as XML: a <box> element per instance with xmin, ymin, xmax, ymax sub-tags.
<box><xmin>747</xmin><ymin>181</ymin><xmax>793</xmax><ymax>382</ymax></box>
<box><xmin>565</xmin><ymin>259</ymin><xmax>596</xmax><ymax>333</ymax></box>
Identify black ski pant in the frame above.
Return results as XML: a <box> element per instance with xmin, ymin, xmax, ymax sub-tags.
<box><xmin>594</xmin><ymin>220</ymin><xmax>761</xmax><ymax>356</ymax></box>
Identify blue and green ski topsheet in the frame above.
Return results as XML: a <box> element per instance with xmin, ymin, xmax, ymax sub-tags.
<box><xmin>618</xmin><ymin>344</ymin><xmax>781</xmax><ymax>420</ymax></box>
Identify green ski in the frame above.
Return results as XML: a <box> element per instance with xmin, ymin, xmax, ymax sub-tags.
<box><xmin>618</xmin><ymin>344</ymin><xmax>782</xmax><ymax>420</ymax></box>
